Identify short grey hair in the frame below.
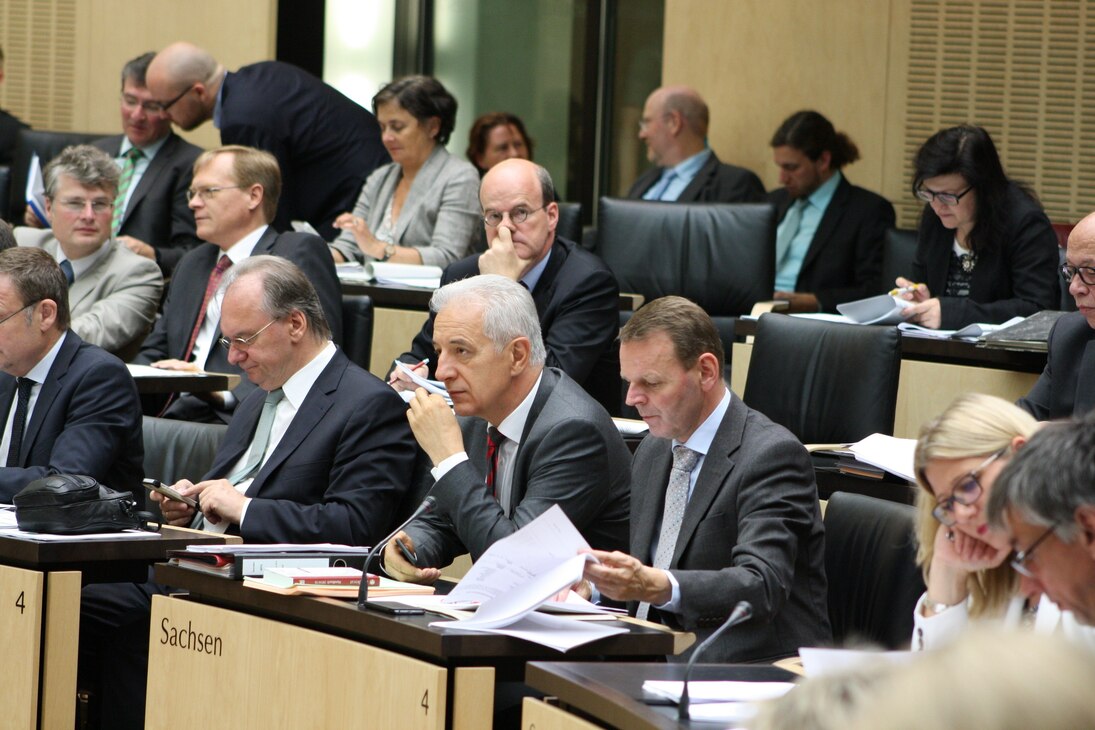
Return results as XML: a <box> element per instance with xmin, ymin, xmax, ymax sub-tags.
<box><xmin>43</xmin><ymin>145</ymin><xmax>120</xmax><ymax>198</ymax></box>
<box><xmin>220</xmin><ymin>255</ymin><xmax>331</xmax><ymax>342</ymax></box>
<box><xmin>987</xmin><ymin>415</ymin><xmax>1095</xmax><ymax>542</ymax></box>
<box><xmin>430</xmin><ymin>274</ymin><xmax>545</xmax><ymax>365</ymax></box>
<box><xmin>534</xmin><ymin>164</ymin><xmax>555</xmax><ymax>207</ymax></box>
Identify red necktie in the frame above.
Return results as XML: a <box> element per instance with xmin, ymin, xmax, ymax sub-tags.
<box><xmin>182</xmin><ymin>255</ymin><xmax>233</xmax><ymax>362</ymax></box>
<box><xmin>486</xmin><ymin>427</ymin><xmax>503</xmax><ymax>499</ymax></box>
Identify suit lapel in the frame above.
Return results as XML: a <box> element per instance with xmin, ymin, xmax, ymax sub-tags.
<box><xmin>677</xmin><ymin>152</ymin><xmax>719</xmax><ymax>202</ymax></box>
<box><xmin>393</xmin><ymin>148</ymin><xmax>444</xmax><ymax>242</ymax></box>
<box><xmin>1078</xmin><ymin>339</ymin><xmax>1095</xmax><ymax>414</ymax></box>
<box><xmin>530</xmin><ymin>241</ymin><xmax>566</xmax><ymax>309</ymax></box>
<box><xmin>633</xmin><ymin>441</ymin><xmax>672</xmax><ymax>563</ymax></box>
<box><xmin>122</xmin><ymin>134</ymin><xmax>175</xmax><ymax>225</ymax></box>
<box><xmin>66</xmin><ymin>241</ymin><xmax>116</xmax><ymax>313</ymax></box>
<box><xmin>510</xmin><ymin>368</ymin><xmax>559</xmax><ymax>510</ymax></box>
<box><xmin>799</xmin><ymin>176</ymin><xmax>850</xmax><ymax>273</ymax></box>
<box><xmin>20</xmin><ymin>333</ymin><xmax>79</xmax><ymax>465</ymax></box>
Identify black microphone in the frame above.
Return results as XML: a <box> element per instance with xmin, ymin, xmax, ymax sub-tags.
<box><xmin>357</xmin><ymin>496</ymin><xmax>436</xmax><ymax>609</ymax></box>
<box><xmin>678</xmin><ymin>600</ymin><xmax>753</xmax><ymax>720</ymax></box>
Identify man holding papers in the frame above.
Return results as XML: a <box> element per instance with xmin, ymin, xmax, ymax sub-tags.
<box><xmin>583</xmin><ymin>297</ymin><xmax>831</xmax><ymax>661</ymax></box>
<box><xmin>383</xmin><ymin>274</ymin><xmax>630</xmax><ymax>582</ymax></box>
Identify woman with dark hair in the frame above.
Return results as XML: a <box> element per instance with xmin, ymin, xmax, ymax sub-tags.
<box><xmin>895</xmin><ymin>125</ymin><xmax>1058</xmax><ymax>329</ymax></box>
<box><xmin>466</xmin><ymin>112</ymin><xmax>533</xmax><ymax>175</ymax></box>
<box><xmin>330</xmin><ymin>76</ymin><xmax>480</xmax><ymax>266</ymax></box>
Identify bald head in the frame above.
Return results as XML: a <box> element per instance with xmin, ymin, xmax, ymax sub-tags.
<box><xmin>1066</xmin><ymin>211</ymin><xmax>1095</xmax><ymax>328</ymax></box>
<box><xmin>639</xmin><ymin>85</ymin><xmax>709</xmax><ymax>166</ymax></box>
<box><xmin>654</xmin><ymin>85</ymin><xmax>709</xmax><ymax>136</ymax></box>
<box><xmin>146</xmin><ymin>42</ymin><xmax>224</xmax><ymax>130</ymax></box>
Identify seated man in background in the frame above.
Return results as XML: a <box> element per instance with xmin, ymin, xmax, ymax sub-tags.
<box><xmin>584</xmin><ymin>296</ymin><xmax>831</xmax><ymax>662</ymax></box>
<box><xmin>81</xmin><ymin>256</ymin><xmax>415</xmax><ymax>730</ymax></box>
<box><xmin>1018</xmin><ymin>211</ymin><xmax>1095</xmax><ymax>420</ymax></box>
<box><xmin>768</xmin><ymin>110</ymin><xmax>895</xmax><ymax>313</ymax></box>
<box><xmin>392</xmin><ymin>158</ymin><xmax>620</xmax><ymax>412</ymax></box>
<box><xmin>13</xmin><ymin>145</ymin><xmax>163</xmax><ymax>357</ymax></box>
<box><xmin>384</xmin><ymin>274</ymin><xmax>630</xmax><ymax>581</ymax></box>
<box><xmin>0</xmin><ymin>247</ymin><xmax>142</xmax><ymax>502</ymax></box>
<box><xmin>628</xmin><ymin>85</ymin><xmax>765</xmax><ymax>203</ymax></box>
<box><xmin>133</xmin><ymin>145</ymin><xmax>342</xmax><ymax>424</ymax></box>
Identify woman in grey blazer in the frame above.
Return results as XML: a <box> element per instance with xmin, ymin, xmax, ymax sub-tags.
<box><xmin>330</xmin><ymin>76</ymin><xmax>481</xmax><ymax>267</ymax></box>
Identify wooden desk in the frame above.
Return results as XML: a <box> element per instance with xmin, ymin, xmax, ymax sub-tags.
<box><xmin>731</xmin><ymin>319</ymin><xmax>1045</xmax><ymax>439</ymax></box>
<box><xmin>0</xmin><ymin>527</ymin><xmax>232</xmax><ymax>730</ymax></box>
<box><xmin>150</xmin><ymin>564</ymin><xmax>679</xmax><ymax>730</ymax></box>
<box><xmin>128</xmin><ymin>369</ymin><xmax>238</xmax><ymax>395</ymax></box>
<box><xmin>523</xmin><ymin>661</ymin><xmax>798</xmax><ymax>730</ymax></box>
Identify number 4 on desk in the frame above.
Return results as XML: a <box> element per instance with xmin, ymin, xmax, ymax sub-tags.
<box><xmin>15</xmin><ymin>590</ymin><xmax>25</xmax><ymax>614</ymax></box>
<box><xmin>421</xmin><ymin>689</ymin><xmax>429</xmax><ymax>714</ymax></box>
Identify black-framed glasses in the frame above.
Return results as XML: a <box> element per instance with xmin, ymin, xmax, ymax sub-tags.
<box><xmin>218</xmin><ymin>319</ymin><xmax>277</xmax><ymax>351</ymax></box>
<box><xmin>1061</xmin><ymin>264</ymin><xmax>1095</xmax><ymax>286</ymax></box>
<box><xmin>916</xmin><ymin>185</ymin><xmax>974</xmax><ymax>206</ymax></box>
<box><xmin>157</xmin><ymin>83</ymin><xmax>195</xmax><ymax>113</ymax></box>
<box><xmin>186</xmin><ymin>186</ymin><xmax>242</xmax><ymax>202</ymax></box>
<box><xmin>1010</xmin><ymin>524</ymin><xmax>1058</xmax><ymax>578</ymax></box>
<box><xmin>0</xmin><ymin>300</ymin><xmax>39</xmax><ymax>327</ymax></box>
<box><xmin>931</xmin><ymin>447</ymin><xmax>1008</xmax><ymax>526</ymax></box>
<box><xmin>482</xmin><ymin>204</ymin><xmax>546</xmax><ymax>227</ymax></box>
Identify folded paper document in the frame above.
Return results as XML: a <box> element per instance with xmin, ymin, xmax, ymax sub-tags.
<box><xmin>837</xmin><ymin>294</ymin><xmax>912</xmax><ymax>325</ymax></box>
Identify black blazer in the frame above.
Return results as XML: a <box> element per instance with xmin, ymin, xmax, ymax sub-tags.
<box><xmin>768</xmin><ymin>176</ymin><xmax>896</xmax><ymax>312</ymax></box>
<box><xmin>219</xmin><ymin>62</ymin><xmax>390</xmax><ymax>240</ymax></box>
<box><xmin>1017</xmin><ymin>311</ymin><xmax>1095</xmax><ymax>421</ymax></box>
<box><xmin>0</xmin><ymin>332</ymin><xmax>143</xmax><ymax>501</ymax></box>
<box><xmin>910</xmin><ymin>182</ymin><xmax>1059</xmax><ymax>329</ymax></box>
<box><xmin>0</xmin><ymin>108</ymin><xmax>28</xmax><ymax>166</ymax></box>
<box><xmin>628</xmin><ymin>151</ymin><xmax>765</xmax><ymax>203</ymax></box>
<box><xmin>204</xmin><ymin>349</ymin><xmax>416</xmax><ymax>545</ymax></box>
<box><xmin>400</xmin><ymin>236</ymin><xmax>621</xmax><ymax>411</ymax></box>
<box><xmin>93</xmin><ymin>133</ymin><xmax>203</xmax><ymax>277</ymax></box>
<box><xmin>135</xmin><ymin>227</ymin><xmax>344</xmax><ymax>423</ymax></box>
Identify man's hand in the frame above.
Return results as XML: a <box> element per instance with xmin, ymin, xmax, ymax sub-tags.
<box><xmin>582</xmin><ymin>549</ymin><xmax>672</xmax><ymax>604</ymax></box>
<box><xmin>478</xmin><ymin>225</ymin><xmax>527</xmax><ymax>281</ymax></box>
<box><xmin>194</xmin><ymin>479</ymin><xmax>247</xmax><ymax>526</ymax></box>
<box><xmin>389</xmin><ymin>362</ymin><xmax>429</xmax><ymax>392</ymax></box>
<box><xmin>773</xmin><ymin>291</ymin><xmax>820</xmax><ymax>313</ymax></box>
<box><xmin>151</xmin><ymin>479</ymin><xmax>204</xmax><ymax>526</ymax></box>
<box><xmin>382</xmin><ymin>531</ymin><xmax>441</xmax><ymax>584</ymax></box>
<box><xmin>151</xmin><ymin>359</ymin><xmax>199</xmax><ymax>372</ymax></box>
<box><xmin>118</xmin><ymin>235</ymin><xmax>156</xmax><ymax>260</ymax></box>
<box><xmin>406</xmin><ymin>388</ymin><xmax>465</xmax><ymax>466</ymax></box>
<box><xmin>23</xmin><ymin>204</ymin><xmax>45</xmax><ymax>228</ymax></box>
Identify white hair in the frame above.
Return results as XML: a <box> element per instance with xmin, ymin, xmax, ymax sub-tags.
<box><xmin>429</xmin><ymin>274</ymin><xmax>545</xmax><ymax>365</ymax></box>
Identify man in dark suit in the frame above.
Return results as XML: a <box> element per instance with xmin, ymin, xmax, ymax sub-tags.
<box><xmin>627</xmin><ymin>85</ymin><xmax>764</xmax><ymax>203</ymax></box>
<box><xmin>392</xmin><ymin>159</ymin><xmax>620</xmax><ymax>411</ymax></box>
<box><xmin>93</xmin><ymin>52</ymin><xmax>202</xmax><ymax>277</ymax></box>
<box><xmin>0</xmin><ymin>45</ymin><xmax>29</xmax><ymax>167</ymax></box>
<box><xmin>1019</xmin><ymin>212</ymin><xmax>1095</xmax><ymax>420</ymax></box>
<box><xmin>768</xmin><ymin>110</ymin><xmax>896</xmax><ymax>313</ymax></box>
<box><xmin>584</xmin><ymin>296</ymin><xmax>830</xmax><ymax>662</ymax></box>
<box><xmin>0</xmin><ymin>247</ymin><xmax>142</xmax><ymax>501</ymax></box>
<box><xmin>383</xmin><ymin>274</ymin><xmax>630</xmax><ymax>581</ymax></box>
<box><xmin>134</xmin><ymin>145</ymin><xmax>342</xmax><ymax>424</ymax></box>
<box><xmin>146</xmin><ymin>41</ymin><xmax>388</xmax><ymax>241</ymax></box>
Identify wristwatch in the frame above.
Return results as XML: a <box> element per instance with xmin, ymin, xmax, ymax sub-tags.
<box><xmin>379</xmin><ymin>242</ymin><xmax>396</xmax><ymax>262</ymax></box>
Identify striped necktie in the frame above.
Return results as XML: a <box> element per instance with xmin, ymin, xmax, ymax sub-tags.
<box><xmin>111</xmin><ymin>147</ymin><xmax>143</xmax><ymax>236</ymax></box>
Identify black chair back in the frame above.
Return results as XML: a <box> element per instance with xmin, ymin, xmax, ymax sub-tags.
<box><xmin>823</xmin><ymin>491</ymin><xmax>925</xmax><ymax>649</ymax></box>
<box><xmin>340</xmin><ymin>294</ymin><xmax>375</xmax><ymax>369</ymax></box>
<box><xmin>8</xmin><ymin>128</ymin><xmax>106</xmax><ymax>221</ymax></box>
<box><xmin>141</xmin><ymin>416</ymin><xmax>228</xmax><ymax>516</ymax></box>
<box><xmin>556</xmin><ymin>201</ymin><xmax>583</xmax><ymax>246</ymax></box>
<box><xmin>878</xmin><ymin>227</ymin><xmax>918</xmax><ymax>294</ymax></box>
<box><xmin>743</xmin><ymin>313</ymin><xmax>900</xmax><ymax>443</ymax></box>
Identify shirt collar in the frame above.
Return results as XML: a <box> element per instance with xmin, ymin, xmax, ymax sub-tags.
<box><xmin>59</xmin><ymin>239</ymin><xmax>112</xmax><ymax>278</ymax></box>
<box><xmin>223</xmin><ymin>225</ymin><xmax>268</xmax><ymax>264</ymax></box>
<box><xmin>674</xmin><ymin>387</ymin><xmax>732</xmax><ymax>456</ymax></box>
<box><xmin>520</xmin><ymin>247</ymin><xmax>553</xmax><ymax>292</ymax></box>
<box><xmin>806</xmin><ymin>169</ymin><xmax>843</xmax><ymax>210</ymax></box>
<box><xmin>119</xmin><ymin>133</ymin><xmax>169</xmax><ymax>161</ymax></box>
<box><xmin>279</xmin><ymin>341</ymin><xmax>337</xmax><ymax>410</ymax></box>
<box><xmin>494</xmin><ymin>370</ymin><xmax>545</xmax><ymax>445</ymax></box>
<box><xmin>25</xmin><ymin>330</ymin><xmax>68</xmax><ymax>384</ymax></box>
<box><xmin>667</xmin><ymin>147</ymin><xmax>712</xmax><ymax>180</ymax></box>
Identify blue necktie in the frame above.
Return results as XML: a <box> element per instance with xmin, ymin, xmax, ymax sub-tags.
<box><xmin>59</xmin><ymin>259</ymin><xmax>75</xmax><ymax>286</ymax></box>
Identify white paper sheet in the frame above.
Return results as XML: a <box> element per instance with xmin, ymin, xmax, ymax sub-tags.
<box><xmin>848</xmin><ymin>433</ymin><xmax>917</xmax><ymax>482</ymax></box>
<box><xmin>0</xmin><ymin>528</ymin><xmax>161</xmax><ymax>541</ymax></box>
<box><xmin>25</xmin><ymin>153</ymin><xmax>48</xmax><ymax>226</ymax></box>
<box><xmin>446</xmin><ymin>609</ymin><xmax>627</xmax><ymax>652</ymax></box>
<box><xmin>182</xmin><ymin>543</ymin><xmax>367</xmax><ymax>554</ymax></box>
<box><xmin>642</xmin><ymin>680</ymin><xmax>795</xmax><ymax>703</ymax></box>
<box><xmin>392</xmin><ymin>360</ymin><xmax>450</xmax><ymax>404</ymax></box>
<box><xmin>126</xmin><ymin>364</ymin><xmax>218</xmax><ymax>379</ymax></box>
<box><xmin>798</xmin><ymin>646</ymin><xmax>914</xmax><ymax>677</ymax></box>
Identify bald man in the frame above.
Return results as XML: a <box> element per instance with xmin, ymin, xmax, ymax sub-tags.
<box><xmin>627</xmin><ymin>85</ymin><xmax>763</xmax><ymax>203</ymax></box>
<box><xmin>145</xmin><ymin>41</ymin><xmax>388</xmax><ymax>241</ymax></box>
<box><xmin>1018</xmin><ymin>211</ymin><xmax>1095</xmax><ymax>420</ymax></box>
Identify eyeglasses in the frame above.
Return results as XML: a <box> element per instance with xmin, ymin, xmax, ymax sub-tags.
<box><xmin>482</xmin><ymin>204</ymin><xmax>546</xmax><ymax>227</ymax></box>
<box><xmin>1010</xmin><ymin>524</ymin><xmax>1058</xmax><ymax>578</ymax></box>
<box><xmin>915</xmin><ymin>185</ymin><xmax>974</xmax><ymax>206</ymax></box>
<box><xmin>218</xmin><ymin>319</ymin><xmax>277</xmax><ymax>351</ymax></box>
<box><xmin>1061</xmin><ymin>264</ymin><xmax>1095</xmax><ymax>286</ymax></box>
<box><xmin>120</xmin><ymin>94</ymin><xmax>168</xmax><ymax>116</ymax></box>
<box><xmin>186</xmin><ymin>186</ymin><xmax>242</xmax><ymax>202</ymax></box>
<box><xmin>54</xmin><ymin>198</ymin><xmax>112</xmax><ymax>214</ymax></box>
<box><xmin>157</xmin><ymin>83</ymin><xmax>195</xmax><ymax>112</ymax></box>
<box><xmin>931</xmin><ymin>448</ymin><xmax>1007</xmax><ymax>526</ymax></box>
<box><xmin>0</xmin><ymin>300</ymin><xmax>39</xmax><ymax>327</ymax></box>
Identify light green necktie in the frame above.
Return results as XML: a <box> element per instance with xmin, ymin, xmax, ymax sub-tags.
<box><xmin>111</xmin><ymin>147</ymin><xmax>143</xmax><ymax>236</ymax></box>
<box><xmin>227</xmin><ymin>388</ymin><xmax>285</xmax><ymax>485</ymax></box>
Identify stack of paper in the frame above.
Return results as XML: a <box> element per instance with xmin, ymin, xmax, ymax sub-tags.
<box><xmin>848</xmin><ymin>434</ymin><xmax>917</xmax><ymax>483</ymax></box>
<box><xmin>836</xmin><ymin>294</ymin><xmax>912</xmax><ymax>325</ymax></box>
<box><xmin>365</xmin><ymin>262</ymin><xmax>443</xmax><ymax>289</ymax></box>
<box><xmin>642</xmin><ymin>680</ymin><xmax>794</xmax><ymax>722</ymax></box>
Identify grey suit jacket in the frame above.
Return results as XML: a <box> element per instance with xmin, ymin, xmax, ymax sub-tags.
<box><xmin>329</xmin><ymin>145</ymin><xmax>481</xmax><ymax>267</ymax></box>
<box><xmin>13</xmin><ymin>229</ymin><xmax>163</xmax><ymax>356</ymax></box>
<box><xmin>632</xmin><ymin>394</ymin><xmax>831</xmax><ymax>663</ymax></box>
<box><xmin>405</xmin><ymin>367</ymin><xmax>631</xmax><ymax>567</ymax></box>
<box><xmin>1017</xmin><ymin>311</ymin><xmax>1095</xmax><ymax>420</ymax></box>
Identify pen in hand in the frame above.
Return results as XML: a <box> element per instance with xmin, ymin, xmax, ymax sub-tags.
<box><xmin>889</xmin><ymin>283</ymin><xmax>923</xmax><ymax>296</ymax></box>
<box><xmin>388</xmin><ymin>358</ymin><xmax>430</xmax><ymax>385</ymax></box>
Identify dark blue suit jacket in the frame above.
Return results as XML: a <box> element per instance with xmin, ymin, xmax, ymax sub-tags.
<box><xmin>1017</xmin><ymin>311</ymin><xmax>1095</xmax><ymax>421</ymax></box>
<box><xmin>219</xmin><ymin>62</ymin><xmax>389</xmax><ymax>240</ymax></box>
<box><xmin>204</xmin><ymin>349</ymin><xmax>415</xmax><ymax>545</ymax></box>
<box><xmin>0</xmin><ymin>331</ymin><xmax>143</xmax><ymax>501</ymax></box>
<box><xmin>628</xmin><ymin>151</ymin><xmax>765</xmax><ymax>204</ymax></box>
<box><xmin>135</xmin><ymin>226</ymin><xmax>343</xmax><ymax>423</ymax></box>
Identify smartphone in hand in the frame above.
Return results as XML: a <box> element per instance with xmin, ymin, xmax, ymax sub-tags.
<box><xmin>142</xmin><ymin>478</ymin><xmax>198</xmax><ymax>509</ymax></box>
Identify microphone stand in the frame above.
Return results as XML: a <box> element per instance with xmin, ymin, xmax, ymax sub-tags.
<box><xmin>678</xmin><ymin>600</ymin><xmax>753</xmax><ymax>721</ymax></box>
<box><xmin>357</xmin><ymin>496</ymin><xmax>436</xmax><ymax>609</ymax></box>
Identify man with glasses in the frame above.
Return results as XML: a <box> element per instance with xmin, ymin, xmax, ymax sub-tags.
<box><xmin>145</xmin><ymin>41</ymin><xmax>387</xmax><ymax>242</ymax></box>
<box><xmin>0</xmin><ymin>247</ymin><xmax>142</xmax><ymax>502</ymax></box>
<box><xmin>987</xmin><ymin>413</ymin><xmax>1095</xmax><ymax>630</ymax></box>
<box><xmin>1018</xmin><ymin>211</ymin><xmax>1095</xmax><ymax>420</ymax></box>
<box><xmin>391</xmin><ymin>159</ymin><xmax>621</xmax><ymax>411</ymax></box>
<box><xmin>133</xmin><ymin>146</ymin><xmax>341</xmax><ymax>424</ymax></box>
<box><xmin>13</xmin><ymin>145</ymin><xmax>162</xmax><ymax>357</ymax></box>
<box><xmin>628</xmin><ymin>85</ymin><xmax>764</xmax><ymax>203</ymax></box>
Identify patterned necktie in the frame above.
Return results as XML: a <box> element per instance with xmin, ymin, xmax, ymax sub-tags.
<box><xmin>6</xmin><ymin>377</ymin><xmax>34</xmax><ymax>467</ymax></box>
<box><xmin>112</xmin><ymin>147</ymin><xmax>143</xmax><ymax>236</ymax></box>
<box><xmin>59</xmin><ymin>259</ymin><xmax>75</xmax><ymax>287</ymax></box>
<box><xmin>485</xmin><ymin>426</ymin><xmax>504</xmax><ymax>499</ymax></box>
<box><xmin>182</xmin><ymin>255</ymin><xmax>233</xmax><ymax>362</ymax></box>
<box><xmin>227</xmin><ymin>388</ymin><xmax>285</xmax><ymax>485</ymax></box>
<box><xmin>637</xmin><ymin>445</ymin><xmax>701</xmax><ymax>621</ymax></box>
<box><xmin>775</xmin><ymin>198</ymin><xmax>808</xmax><ymax>267</ymax></box>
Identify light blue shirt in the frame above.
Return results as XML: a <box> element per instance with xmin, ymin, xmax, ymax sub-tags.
<box><xmin>521</xmin><ymin>248</ymin><xmax>552</xmax><ymax>293</ymax></box>
<box><xmin>642</xmin><ymin>148</ymin><xmax>712</xmax><ymax>201</ymax></box>
<box><xmin>774</xmin><ymin>170</ymin><xmax>843</xmax><ymax>292</ymax></box>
